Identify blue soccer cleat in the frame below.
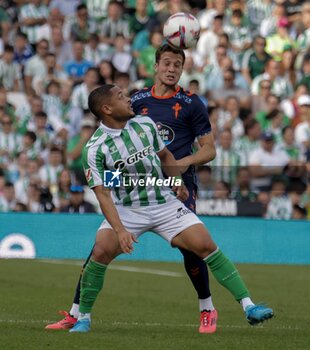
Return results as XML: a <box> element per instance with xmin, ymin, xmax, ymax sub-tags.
<box><xmin>245</xmin><ymin>304</ymin><xmax>274</xmax><ymax>325</ymax></box>
<box><xmin>69</xmin><ymin>319</ymin><xmax>91</xmax><ymax>333</ymax></box>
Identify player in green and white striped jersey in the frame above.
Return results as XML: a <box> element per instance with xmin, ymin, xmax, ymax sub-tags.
<box><xmin>82</xmin><ymin>107</ymin><xmax>174</xmax><ymax>207</ymax></box>
<box><xmin>69</xmin><ymin>84</ymin><xmax>273</xmax><ymax>333</ymax></box>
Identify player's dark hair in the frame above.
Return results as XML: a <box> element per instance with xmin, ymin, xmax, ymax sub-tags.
<box><xmin>155</xmin><ymin>44</ymin><xmax>185</xmax><ymax>65</ymax></box>
<box><xmin>88</xmin><ymin>84</ymin><xmax>115</xmax><ymax>119</ymax></box>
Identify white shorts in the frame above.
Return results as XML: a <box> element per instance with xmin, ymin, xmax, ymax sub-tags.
<box><xmin>98</xmin><ymin>199</ymin><xmax>202</xmax><ymax>243</ymax></box>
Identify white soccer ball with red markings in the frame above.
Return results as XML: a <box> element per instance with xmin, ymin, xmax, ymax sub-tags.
<box><xmin>163</xmin><ymin>12</ymin><xmax>200</xmax><ymax>49</ymax></box>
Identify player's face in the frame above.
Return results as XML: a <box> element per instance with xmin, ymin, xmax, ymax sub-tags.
<box><xmin>155</xmin><ymin>52</ymin><xmax>184</xmax><ymax>87</ymax></box>
<box><xmin>109</xmin><ymin>86</ymin><xmax>134</xmax><ymax>121</ymax></box>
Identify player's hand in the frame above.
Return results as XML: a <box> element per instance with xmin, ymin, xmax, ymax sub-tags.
<box><xmin>118</xmin><ymin>229</ymin><xmax>138</xmax><ymax>254</ymax></box>
<box><xmin>172</xmin><ymin>183</ymin><xmax>189</xmax><ymax>202</ymax></box>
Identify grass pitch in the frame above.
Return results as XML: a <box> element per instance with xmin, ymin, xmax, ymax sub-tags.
<box><xmin>0</xmin><ymin>259</ymin><xmax>309</xmax><ymax>350</ymax></box>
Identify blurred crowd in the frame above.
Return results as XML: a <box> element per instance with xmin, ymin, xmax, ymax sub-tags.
<box><xmin>0</xmin><ymin>0</ymin><xmax>309</xmax><ymax>220</ymax></box>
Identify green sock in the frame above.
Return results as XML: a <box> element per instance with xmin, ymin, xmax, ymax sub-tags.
<box><xmin>205</xmin><ymin>249</ymin><xmax>250</xmax><ymax>302</ymax></box>
<box><xmin>80</xmin><ymin>260</ymin><xmax>107</xmax><ymax>314</ymax></box>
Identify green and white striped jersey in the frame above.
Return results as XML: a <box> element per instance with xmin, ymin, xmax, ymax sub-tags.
<box><xmin>82</xmin><ymin>116</ymin><xmax>173</xmax><ymax>207</ymax></box>
<box><xmin>19</xmin><ymin>4</ymin><xmax>49</xmax><ymax>44</ymax></box>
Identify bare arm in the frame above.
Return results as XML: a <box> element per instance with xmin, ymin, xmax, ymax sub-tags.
<box><xmin>157</xmin><ymin>147</ymin><xmax>189</xmax><ymax>202</ymax></box>
<box><xmin>176</xmin><ymin>133</ymin><xmax>216</xmax><ymax>173</ymax></box>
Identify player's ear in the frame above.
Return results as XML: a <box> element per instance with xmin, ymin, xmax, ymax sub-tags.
<box><xmin>154</xmin><ymin>63</ymin><xmax>158</xmax><ymax>72</ymax></box>
<box><xmin>102</xmin><ymin>104</ymin><xmax>112</xmax><ymax>115</ymax></box>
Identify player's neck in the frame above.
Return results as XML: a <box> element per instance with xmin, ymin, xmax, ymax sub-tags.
<box><xmin>101</xmin><ymin>119</ymin><xmax>127</xmax><ymax>130</ymax></box>
<box><xmin>153</xmin><ymin>83</ymin><xmax>178</xmax><ymax>97</ymax></box>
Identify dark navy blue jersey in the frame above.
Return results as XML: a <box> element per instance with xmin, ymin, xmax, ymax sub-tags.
<box><xmin>131</xmin><ymin>86</ymin><xmax>211</xmax><ymax>187</ymax></box>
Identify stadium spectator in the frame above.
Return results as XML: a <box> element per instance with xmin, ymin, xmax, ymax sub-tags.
<box><xmin>128</xmin><ymin>0</ymin><xmax>159</xmax><ymax>36</ymax></box>
<box><xmin>292</xmin><ymin>204</ymin><xmax>307</xmax><ymax>220</ymax></box>
<box><xmin>241</xmin><ymin>36</ymin><xmax>271</xmax><ymax>85</ymax></box>
<box><xmin>297</xmin><ymin>54</ymin><xmax>310</xmax><ymax>93</ymax></box>
<box><xmin>265</xmin><ymin>17</ymin><xmax>296</xmax><ymax>61</ymax></box>
<box><xmin>70</xmin><ymin>4</ymin><xmax>93</xmax><ymax>43</ymax></box>
<box><xmin>283</xmin><ymin>0</ymin><xmax>303</xmax><ymax>23</ymax></box>
<box><xmin>67</xmin><ymin>117</ymin><xmax>96</xmax><ymax>185</ymax></box>
<box><xmin>53</xmin><ymin>168</ymin><xmax>72</xmax><ymax>209</ymax></box>
<box><xmin>212</xmin><ymin>181</ymin><xmax>231</xmax><ymax>199</ymax></box>
<box><xmin>223</xmin><ymin>9</ymin><xmax>252</xmax><ymax>69</ymax></box>
<box><xmin>231</xmin><ymin>167</ymin><xmax>257</xmax><ymax>202</ymax></box>
<box><xmin>249</xmin><ymin>131</ymin><xmax>290</xmax><ymax>191</ymax></box>
<box><xmin>14</xmin><ymin>158</ymin><xmax>40</xmax><ymax>204</ymax></box>
<box><xmin>98</xmin><ymin>60</ymin><xmax>115</xmax><ymax>85</ymax></box>
<box><xmin>246</xmin><ymin>0</ymin><xmax>274</xmax><ymax>36</ymax></box>
<box><xmin>137</xmin><ymin>30</ymin><xmax>163</xmax><ymax>87</ymax></box>
<box><xmin>196</xmin><ymin>165</ymin><xmax>214</xmax><ymax>199</ymax></box>
<box><xmin>210</xmin><ymin>68</ymin><xmax>251</xmax><ymax>108</ymax></box>
<box><xmin>0</xmin><ymin>181</ymin><xmax>16</xmax><ymax>212</ymax></box>
<box><xmin>251</xmin><ymin>59</ymin><xmax>293</xmax><ymax>99</ymax></box>
<box><xmin>251</xmin><ymin>79</ymin><xmax>271</xmax><ymax>116</ymax></box>
<box><xmin>266</xmin><ymin>179</ymin><xmax>292</xmax><ymax>220</ymax></box>
<box><xmin>296</xmin><ymin>2</ymin><xmax>310</xmax><ymax>59</ymax></box>
<box><xmin>63</xmin><ymin>40</ymin><xmax>93</xmax><ymax>85</ymax></box>
<box><xmin>234</xmin><ymin>119</ymin><xmax>261</xmax><ymax>166</ymax></box>
<box><xmin>0</xmin><ymin>44</ymin><xmax>21</xmax><ymax>91</ymax></box>
<box><xmin>211</xmin><ymin>129</ymin><xmax>240</xmax><ymax>184</ymax></box>
<box><xmin>0</xmin><ymin>6</ymin><xmax>10</xmax><ymax>46</ymax></box>
<box><xmin>0</xmin><ymin>115</ymin><xmax>21</xmax><ymax>169</ymax></box>
<box><xmin>71</xmin><ymin>67</ymin><xmax>100</xmax><ymax>111</ymax></box>
<box><xmin>84</xmin><ymin>33</ymin><xmax>105</xmax><ymax>65</ymax></box>
<box><xmin>60</xmin><ymin>185</ymin><xmax>96</xmax><ymax>213</ymax></box>
<box><xmin>13</xmin><ymin>32</ymin><xmax>33</xmax><ymax>67</ymax></box>
<box><xmin>294</xmin><ymin>94</ymin><xmax>310</xmax><ymax>153</ymax></box>
<box><xmin>196</xmin><ymin>14</ymin><xmax>224</xmax><ymax>63</ymax></box>
<box><xmin>217</xmin><ymin>96</ymin><xmax>244</xmax><ymax>141</ymax></box>
<box><xmin>260</xmin><ymin>2</ymin><xmax>286</xmax><ymax>38</ymax></box>
<box><xmin>38</xmin><ymin>146</ymin><xmax>64</xmax><ymax>193</ymax></box>
<box><xmin>19</xmin><ymin>0</ymin><xmax>49</xmax><ymax>45</ymax></box>
<box><xmin>49</xmin><ymin>26</ymin><xmax>73</xmax><ymax>68</ymax></box>
<box><xmin>24</xmin><ymin>39</ymin><xmax>49</xmax><ymax>94</ymax></box>
<box><xmin>179</xmin><ymin>55</ymin><xmax>205</xmax><ymax>93</ymax></box>
<box><xmin>97</xmin><ymin>1</ymin><xmax>131</xmax><ymax>48</ymax></box>
<box><xmin>280</xmin><ymin>48</ymin><xmax>297</xmax><ymax>89</ymax></box>
<box><xmin>280</xmin><ymin>126</ymin><xmax>304</xmax><ymax>161</ymax></box>
<box><xmin>110</xmin><ymin>35</ymin><xmax>133</xmax><ymax>74</ymax></box>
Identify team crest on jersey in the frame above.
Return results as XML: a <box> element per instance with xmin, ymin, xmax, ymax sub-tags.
<box><xmin>138</xmin><ymin>131</ymin><xmax>146</xmax><ymax>139</ymax></box>
<box><xmin>156</xmin><ymin>122</ymin><xmax>175</xmax><ymax>146</ymax></box>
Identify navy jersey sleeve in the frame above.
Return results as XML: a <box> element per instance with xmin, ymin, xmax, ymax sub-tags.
<box><xmin>189</xmin><ymin>95</ymin><xmax>212</xmax><ymax>138</ymax></box>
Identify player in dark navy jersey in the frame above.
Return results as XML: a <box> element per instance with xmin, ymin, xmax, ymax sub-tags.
<box><xmin>45</xmin><ymin>45</ymin><xmax>218</xmax><ymax>333</ymax></box>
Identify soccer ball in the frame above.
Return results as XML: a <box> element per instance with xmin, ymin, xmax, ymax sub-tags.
<box><xmin>163</xmin><ymin>12</ymin><xmax>200</xmax><ymax>49</ymax></box>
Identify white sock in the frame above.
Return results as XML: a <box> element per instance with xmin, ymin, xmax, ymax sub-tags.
<box><xmin>69</xmin><ymin>303</ymin><xmax>80</xmax><ymax>319</ymax></box>
<box><xmin>240</xmin><ymin>297</ymin><xmax>255</xmax><ymax>312</ymax></box>
<box><xmin>199</xmin><ymin>297</ymin><xmax>215</xmax><ymax>311</ymax></box>
<box><xmin>78</xmin><ymin>312</ymin><xmax>91</xmax><ymax>321</ymax></box>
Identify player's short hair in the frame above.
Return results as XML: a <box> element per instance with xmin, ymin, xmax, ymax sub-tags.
<box><xmin>155</xmin><ymin>44</ymin><xmax>185</xmax><ymax>65</ymax></box>
<box><xmin>88</xmin><ymin>84</ymin><xmax>115</xmax><ymax>119</ymax></box>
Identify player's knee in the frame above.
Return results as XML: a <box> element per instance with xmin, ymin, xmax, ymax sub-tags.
<box><xmin>197</xmin><ymin>240</ymin><xmax>217</xmax><ymax>259</ymax></box>
<box><xmin>92</xmin><ymin>243</ymin><xmax>113</xmax><ymax>265</ymax></box>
